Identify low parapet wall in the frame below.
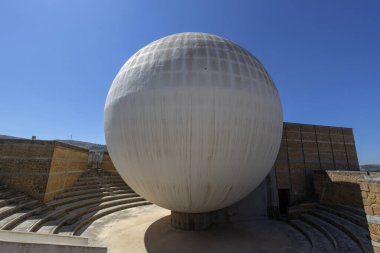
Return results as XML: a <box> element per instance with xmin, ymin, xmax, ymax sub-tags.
<box><xmin>0</xmin><ymin>230</ymin><xmax>88</xmax><ymax>246</ymax></box>
<box><xmin>0</xmin><ymin>139</ymin><xmax>89</xmax><ymax>202</ymax></box>
<box><xmin>313</xmin><ymin>170</ymin><xmax>367</xmax><ymax>208</ymax></box>
<box><xmin>0</xmin><ymin>229</ymin><xmax>106</xmax><ymax>253</ymax></box>
<box><xmin>360</xmin><ymin>176</ymin><xmax>380</xmax><ymax>253</ymax></box>
<box><xmin>0</xmin><ymin>241</ymin><xmax>106</xmax><ymax>253</ymax></box>
<box><xmin>313</xmin><ymin>170</ymin><xmax>380</xmax><ymax>209</ymax></box>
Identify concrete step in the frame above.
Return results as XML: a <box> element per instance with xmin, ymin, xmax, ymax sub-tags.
<box><xmin>316</xmin><ymin>204</ymin><xmax>368</xmax><ymax>230</ymax></box>
<box><xmin>335</xmin><ymin>204</ymin><xmax>366</xmax><ymax>217</ymax></box>
<box><xmin>63</xmin><ymin>183</ymin><xmax>129</xmax><ymax>193</ymax></box>
<box><xmin>0</xmin><ymin>229</ymin><xmax>90</xmax><ymax>246</ymax></box>
<box><xmin>73</xmin><ymin>180</ymin><xmax>125</xmax><ymax>187</ymax></box>
<box><xmin>0</xmin><ymin>189</ymin><xmax>12</xmax><ymax>196</ymax></box>
<box><xmin>290</xmin><ymin>219</ymin><xmax>336</xmax><ymax>253</ymax></box>
<box><xmin>76</xmin><ymin>177</ymin><xmax>124</xmax><ymax>184</ymax></box>
<box><xmin>0</xmin><ymin>187</ymin><xmax>10</xmax><ymax>197</ymax></box>
<box><xmin>75</xmin><ymin>176</ymin><xmax>124</xmax><ymax>182</ymax></box>
<box><xmin>0</xmin><ymin>212</ymin><xmax>30</xmax><ymax>229</ymax></box>
<box><xmin>299</xmin><ymin>214</ymin><xmax>338</xmax><ymax>250</ymax></box>
<box><xmin>0</xmin><ymin>199</ymin><xmax>39</xmax><ymax>221</ymax></box>
<box><xmin>0</xmin><ymin>191</ymin><xmax>20</xmax><ymax>200</ymax></box>
<box><xmin>7</xmin><ymin>194</ymin><xmax>30</xmax><ymax>204</ymax></box>
<box><xmin>54</xmin><ymin>193</ymin><xmax>139</xmax><ymax>214</ymax></box>
<box><xmin>0</xmin><ymin>199</ymin><xmax>9</xmax><ymax>208</ymax></box>
<box><xmin>0</xmin><ymin>185</ymin><xmax>8</xmax><ymax>191</ymax></box>
<box><xmin>0</xmin><ymin>205</ymin><xmax>48</xmax><ymax>230</ymax></box>
<box><xmin>72</xmin><ymin>182</ymin><xmax>101</xmax><ymax>187</ymax></box>
<box><xmin>300</xmin><ymin>213</ymin><xmax>362</xmax><ymax>253</ymax></box>
<box><xmin>75</xmin><ymin>182</ymin><xmax>126</xmax><ymax>188</ymax></box>
<box><xmin>56</xmin><ymin>187</ymin><xmax>132</xmax><ymax>199</ymax></box>
<box><xmin>309</xmin><ymin>209</ymin><xmax>372</xmax><ymax>253</ymax></box>
<box><xmin>61</xmin><ymin>184</ymin><xmax>99</xmax><ymax>192</ymax></box>
<box><xmin>30</xmin><ymin>193</ymin><xmax>139</xmax><ymax>232</ymax></box>
<box><xmin>71</xmin><ymin>201</ymin><xmax>151</xmax><ymax>236</ymax></box>
<box><xmin>52</xmin><ymin>197</ymin><xmax>146</xmax><ymax>233</ymax></box>
<box><xmin>36</xmin><ymin>222</ymin><xmax>57</xmax><ymax>234</ymax></box>
<box><xmin>12</xmin><ymin>218</ymin><xmax>46</xmax><ymax>232</ymax></box>
<box><xmin>48</xmin><ymin>192</ymin><xmax>110</xmax><ymax>208</ymax></box>
<box><xmin>50</xmin><ymin>189</ymin><xmax>136</xmax><ymax>206</ymax></box>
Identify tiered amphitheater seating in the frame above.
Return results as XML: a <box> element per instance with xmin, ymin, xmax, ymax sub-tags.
<box><xmin>289</xmin><ymin>203</ymin><xmax>372</xmax><ymax>253</ymax></box>
<box><xmin>0</xmin><ymin>168</ymin><xmax>151</xmax><ymax>236</ymax></box>
<box><xmin>0</xmin><ymin>185</ymin><xmax>42</xmax><ymax>231</ymax></box>
<box><xmin>0</xmin><ymin>170</ymin><xmax>373</xmax><ymax>252</ymax></box>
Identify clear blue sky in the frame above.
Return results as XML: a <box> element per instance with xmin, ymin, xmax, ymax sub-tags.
<box><xmin>0</xmin><ymin>0</ymin><xmax>379</xmax><ymax>164</ymax></box>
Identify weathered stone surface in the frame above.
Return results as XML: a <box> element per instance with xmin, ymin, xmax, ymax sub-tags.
<box><xmin>373</xmin><ymin>205</ymin><xmax>380</xmax><ymax>216</ymax></box>
<box><xmin>360</xmin><ymin>177</ymin><xmax>380</xmax><ymax>252</ymax></box>
<box><xmin>171</xmin><ymin>211</ymin><xmax>213</xmax><ymax>230</ymax></box>
<box><xmin>275</xmin><ymin>123</ymin><xmax>360</xmax><ymax>205</ymax></box>
<box><xmin>100</xmin><ymin>152</ymin><xmax>118</xmax><ymax>174</ymax></box>
<box><xmin>361</xmin><ymin>182</ymin><xmax>370</xmax><ymax>191</ymax></box>
<box><xmin>0</xmin><ymin>139</ymin><xmax>88</xmax><ymax>202</ymax></box>
<box><xmin>365</xmin><ymin>206</ymin><xmax>374</xmax><ymax>215</ymax></box>
<box><xmin>43</xmin><ymin>144</ymin><xmax>88</xmax><ymax>202</ymax></box>
<box><xmin>370</xmin><ymin>183</ymin><xmax>380</xmax><ymax>193</ymax></box>
<box><xmin>369</xmin><ymin>223</ymin><xmax>380</xmax><ymax>235</ymax></box>
<box><xmin>313</xmin><ymin>170</ymin><xmax>366</xmax><ymax>208</ymax></box>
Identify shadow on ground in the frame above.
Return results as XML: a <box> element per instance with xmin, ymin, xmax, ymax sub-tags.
<box><xmin>144</xmin><ymin>215</ymin><xmax>310</xmax><ymax>253</ymax></box>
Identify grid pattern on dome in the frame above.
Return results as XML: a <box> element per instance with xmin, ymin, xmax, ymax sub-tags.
<box><xmin>104</xmin><ymin>32</ymin><xmax>283</xmax><ymax>213</ymax></box>
<box><xmin>108</xmin><ymin>33</ymin><xmax>278</xmax><ymax>101</ymax></box>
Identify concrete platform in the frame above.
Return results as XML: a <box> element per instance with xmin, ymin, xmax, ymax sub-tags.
<box><xmin>83</xmin><ymin>205</ymin><xmax>311</xmax><ymax>253</ymax></box>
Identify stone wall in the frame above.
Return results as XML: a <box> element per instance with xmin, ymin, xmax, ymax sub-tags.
<box><xmin>275</xmin><ymin>122</ymin><xmax>360</xmax><ymax>205</ymax></box>
<box><xmin>88</xmin><ymin>151</ymin><xmax>103</xmax><ymax>169</ymax></box>
<box><xmin>100</xmin><ymin>152</ymin><xmax>118</xmax><ymax>174</ymax></box>
<box><xmin>360</xmin><ymin>176</ymin><xmax>380</xmax><ymax>252</ymax></box>
<box><xmin>214</xmin><ymin>167</ymin><xmax>279</xmax><ymax>223</ymax></box>
<box><xmin>0</xmin><ymin>139</ymin><xmax>55</xmax><ymax>200</ymax></box>
<box><xmin>44</xmin><ymin>143</ymin><xmax>89</xmax><ymax>202</ymax></box>
<box><xmin>313</xmin><ymin>170</ymin><xmax>366</xmax><ymax>208</ymax></box>
<box><xmin>0</xmin><ymin>139</ymin><xmax>88</xmax><ymax>202</ymax></box>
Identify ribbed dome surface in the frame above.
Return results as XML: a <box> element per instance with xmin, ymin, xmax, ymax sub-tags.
<box><xmin>105</xmin><ymin>32</ymin><xmax>283</xmax><ymax>213</ymax></box>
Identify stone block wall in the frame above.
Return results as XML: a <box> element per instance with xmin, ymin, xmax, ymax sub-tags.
<box><xmin>88</xmin><ymin>151</ymin><xmax>103</xmax><ymax>169</ymax></box>
<box><xmin>360</xmin><ymin>177</ymin><xmax>380</xmax><ymax>252</ymax></box>
<box><xmin>100</xmin><ymin>152</ymin><xmax>118</xmax><ymax>174</ymax></box>
<box><xmin>0</xmin><ymin>139</ymin><xmax>88</xmax><ymax>202</ymax></box>
<box><xmin>44</xmin><ymin>143</ymin><xmax>89</xmax><ymax>202</ymax></box>
<box><xmin>313</xmin><ymin>170</ymin><xmax>366</xmax><ymax>208</ymax></box>
<box><xmin>0</xmin><ymin>139</ymin><xmax>55</xmax><ymax>199</ymax></box>
<box><xmin>275</xmin><ymin>122</ymin><xmax>360</xmax><ymax>205</ymax></box>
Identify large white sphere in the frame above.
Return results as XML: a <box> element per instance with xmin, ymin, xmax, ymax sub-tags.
<box><xmin>105</xmin><ymin>32</ymin><xmax>283</xmax><ymax>213</ymax></box>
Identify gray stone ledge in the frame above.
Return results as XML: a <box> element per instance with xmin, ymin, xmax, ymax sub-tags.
<box><xmin>367</xmin><ymin>215</ymin><xmax>380</xmax><ymax>224</ymax></box>
<box><xmin>362</xmin><ymin>175</ymin><xmax>380</xmax><ymax>183</ymax></box>
<box><xmin>372</xmin><ymin>240</ymin><xmax>380</xmax><ymax>248</ymax></box>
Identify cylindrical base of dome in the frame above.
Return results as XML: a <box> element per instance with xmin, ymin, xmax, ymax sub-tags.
<box><xmin>171</xmin><ymin>211</ymin><xmax>213</xmax><ymax>230</ymax></box>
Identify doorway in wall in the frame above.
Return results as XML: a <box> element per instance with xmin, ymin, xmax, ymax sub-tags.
<box><xmin>278</xmin><ymin>189</ymin><xmax>289</xmax><ymax>214</ymax></box>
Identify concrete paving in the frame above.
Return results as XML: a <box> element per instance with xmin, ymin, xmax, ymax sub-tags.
<box><xmin>83</xmin><ymin>205</ymin><xmax>311</xmax><ymax>253</ymax></box>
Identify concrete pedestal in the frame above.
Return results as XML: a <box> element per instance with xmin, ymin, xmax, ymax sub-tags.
<box><xmin>171</xmin><ymin>211</ymin><xmax>213</xmax><ymax>230</ymax></box>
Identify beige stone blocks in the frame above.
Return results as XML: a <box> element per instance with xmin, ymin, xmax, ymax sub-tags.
<box><xmin>313</xmin><ymin>170</ymin><xmax>366</xmax><ymax>208</ymax></box>
<box><xmin>0</xmin><ymin>140</ymin><xmax>88</xmax><ymax>202</ymax></box>
<box><xmin>273</xmin><ymin>122</ymin><xmax>360</xmax><ymax>205</ymax></box>
<box><xmin>44</xmin><ymin>144</ymin><xmax>88</xmax><ymax>202</ymax></box>
<box><xmin>360</xmin><ymin>177</ymin><xmax>380</xmax><ymax>252</ymax></box>
<box><xmin>100</xmin><ymin>152</ymin><xmax>118</xmax><ymax>174</ymax></box>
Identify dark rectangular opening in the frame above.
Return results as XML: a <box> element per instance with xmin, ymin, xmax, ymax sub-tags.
<box><xmin>278</xmin><ymin>189</ymin><xmax>289</xmax><ymax>214</ymax></box>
